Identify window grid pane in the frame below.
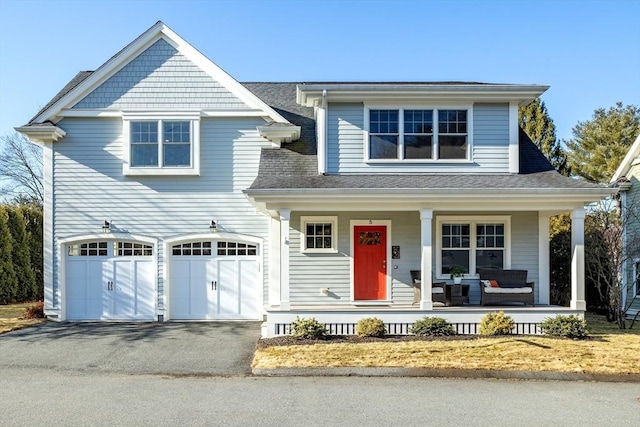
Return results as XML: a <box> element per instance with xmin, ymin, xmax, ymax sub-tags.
<box><xmin>438</xmin><ymin>110</ymin><xmax>468</xmax><ymax>160</ymax></box>
<box><xmin>370</xmin><ymin>109</ymin><xmax>399</xmax><ymax>159</ymax></box>
<box><xmin>131</xmin><ymin>121</ymin><xmax>159</xmax><ymax>167</ymax></box>
<box><xmin>305</xmin><ymin>222</ymin><xmax>333</xmax><ymax>249</ymax></box>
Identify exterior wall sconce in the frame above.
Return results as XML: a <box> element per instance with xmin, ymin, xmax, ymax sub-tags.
<box><xmin>209</xmin><ymin>220</ymin><xmax>217</xmax><ymax>233</ymax></box>
<box><xmin>102</xmin><ymin>220</ymin><xmax>111</xmax><ymax>233</ymax></box>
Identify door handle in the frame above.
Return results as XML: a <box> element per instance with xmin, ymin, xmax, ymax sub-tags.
<box><xmin>212</xmin><ymin>281</ymin><xmax>217</xmax><ymax>290</ymax></box>
<box><xmin>107</xmin><ymin>281</ymin><xmax>113</xmax><ymax>291</ymax></box>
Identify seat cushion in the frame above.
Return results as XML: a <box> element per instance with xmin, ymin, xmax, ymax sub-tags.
<box><xmin>484</xmin><ymin>287</ymin><xmax>532</xmax><ymax>294</ymax></box>
<box><xmin>431</xmin><ymin>287</ymin><xmax>444</xmax><ymax>294</ymax></box>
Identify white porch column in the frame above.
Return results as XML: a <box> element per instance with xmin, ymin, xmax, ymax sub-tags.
<box><xmin>279</xmin><ymin>209</ymin><xmax>291</xmax><ymax>310</ymax></box>
<box><xmin>538</xmin><ymin>212</ymin><xmax>551</xmax><ymax>305</ymax></box>
<box><xmin>571</xmin><ymin>208</ymin><xmax>586</xmax><ymax>311</ymax></box>
<box><xmin>268</xmin><ymin>216</ymin><xmax>281</xmax><ymax>307</ymax></box>
<box><xmin>420</xmin><ymin>208</ymin><xmax>434</xmax><ymax>310</ymax></box>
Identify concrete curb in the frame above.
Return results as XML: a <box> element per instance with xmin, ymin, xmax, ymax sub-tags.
<box><xmin>252</xmin><ymin>367</ymin><xmax>640</xmax><ymax>383</ymax></box>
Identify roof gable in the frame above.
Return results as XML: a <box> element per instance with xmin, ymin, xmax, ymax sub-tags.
<box><xmin>29</xmin><ymin>21</ymin><xmax>288</xmax><ymax>124</ymax></box>
<box><xmin>611</xmin><ymin>133</ymin><xmax>640</xmax><ymax>182</ymax></box>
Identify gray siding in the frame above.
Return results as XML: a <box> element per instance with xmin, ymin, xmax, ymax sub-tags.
<box><xmin>625</xmin><ymin>168</ymin><xmax>640</xmax><ymax>313</ymax></box>
<box><xmin>287</xmin><ymin>211</ymin><xmax>538</xmax><ymax>306</ymax></box>
<box><xmin>73</xmin><ymin>39</ymin><xmax>249</xmax><ymax>110</ymax></box>
<box><xmin>51</xmin><ymin>117</ymin><xmax>271</xmax><ymax>309</ymax></box>
<box><xmin>472</xmin><ymin>103</ymin><xmax>510</xmax><ymax>172</ymax></box>
<box><xmin>326</xmin><ymin>103</ymin><xmax>510</xmax><ymax>174</ymax></box>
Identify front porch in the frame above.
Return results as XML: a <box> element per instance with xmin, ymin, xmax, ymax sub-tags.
<box><xmin>263</xmin><ymin>305</ymin><xmax>580</xmax><ymax>337</ymax></box>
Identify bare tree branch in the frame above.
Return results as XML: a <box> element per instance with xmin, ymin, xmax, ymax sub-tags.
<box><xmin>0</xmin><ymin>132</ymin><xmax>43</xmax><ymax>206</ymax></box>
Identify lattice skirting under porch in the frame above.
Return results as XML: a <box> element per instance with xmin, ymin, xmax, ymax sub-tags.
<box><xmin>272</xmin><ymin>322</ymin><xmax>543</xmax><ymax>336</ymax></box>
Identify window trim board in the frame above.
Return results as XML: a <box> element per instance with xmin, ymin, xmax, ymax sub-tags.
<box><xmin>300</xmin><ymin>216</ymin><xmax>339</xmax><ymax>254</ymax></box>
<box><xmin>122</xmin><ymin>114</ymin><xmax>201</xmax><ymax>176</ymax></box>
<box><xmin>363</xmin><ymin>103</ymin><xmax>474</xmax><ymax>163</ymax></box>
<box><xmin>435</xmin><ymin>215</ymin><xmax>511</xmax><ymax>280</ymax></box>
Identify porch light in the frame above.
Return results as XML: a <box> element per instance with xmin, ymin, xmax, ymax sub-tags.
<box><xmin>102</xmin><ymin>220</ymin><xmax>111</xmax><ymax>233</ymax></box>
<box><xmin>209</xmin><ymin>220</ymin><xmax>217</xmax><ymax>233</ymax></box>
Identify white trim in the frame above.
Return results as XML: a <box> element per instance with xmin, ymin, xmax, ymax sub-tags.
<box><xmin>300</xmin><ymin>216</ymin><xmax>338</xmax><ymax>253</ymax></box>
<box><xmin>509</xmin><ymin>102</ymin><xmax>519</xmax><ymax>173</ymax></box>
<box><xmin>435</xmin><ymin>215</ymin><xmax>511</xmax><ymax>280</ymax></box>
<box><xmin>163</xmin><ymin>232</ymin><xmax>264</xmax><ymax>321</ymax></box>
<box><xmin>279</xmin><ymin>209</ymin><xmax>291</xmax><ymax>310</ymax></box>
<box><xmin>59</xmin><ymin>233</ymin><xmax>158</xmax><ymax>321</ymax></box>
<box><xmin>570</xmin><ymin>208</ymin><xmax>586</xmax><ymax>311</ymax></box>
<box><xmin>31</xmin><ymin>22</ymin><xmax>289</xmax><ymax>125</ymax></box>
<box><xmin>269</xmin><ymin>217</ymin><xmax>281</xmax><ymax>307</ymax></box>
<box><xmin>363</xmin><ymin>104</ymin><xmax>474</xmax><ymax>162</ymax></box>
<box><xmin>349</xmin><ymin>219</ymin><xmax>392</xmax><ymax>302</ymax></box>
<box><xmin>297</xmin><ymin>83</ymin><xmax>549</xmax><ymax>108</ymax></box>
<box><xmin>15</xmin><ymin>126</ymin><xmax>66</xmax><ymax>144</ymax></box>
<box><xmin>420</xmin><ymin>209</ymin><xmax>434</xmax><ymax>310</ymax></box>
<box><xmin>538</xmin><ymin>212</ymin><xmax>552</xmax><ymax>305</ymax></box>
<box><xmin>612</xmin><ymin>133</ymin><xmax>640</xmax><ymax>182</ymax></box>
<box><xmin>43</xmin><ymin>143</ymin><xmax>55</xmax><ymax>316</ymax></box>
<box><xmin>122</xmin><ymin>115</ymin><xmax>201</xmax><ymax>176</ymax></box>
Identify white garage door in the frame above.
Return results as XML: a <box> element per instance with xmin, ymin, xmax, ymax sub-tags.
<box><xmin>65</xmin><ymin>241</ymin><xmax>155</xmax><ymax>320</ymax></box>
<box><xmin>169</xmin><ymin>240</ymin><xmax>260</xmax><ymax>320</ymax></box>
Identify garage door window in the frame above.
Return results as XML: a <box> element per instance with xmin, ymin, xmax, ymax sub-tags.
<box><xmin>172</xmin><ymin>242</ymin><xmax>212</xmax><ymax>256</ymax></box>
<box><xmin>217</xmin><ymin>241</ymin><xmax>257</xmax><ymax>256</ymax></box>
<box><xmin>68</xmin><ymin>241</ymin><xmax>108</xmax><ymax>256</ymax></box>
<box><xmin>116</xmin><ymin>242</ymin><xmax>153</xmax><ymax>256</ymax></box>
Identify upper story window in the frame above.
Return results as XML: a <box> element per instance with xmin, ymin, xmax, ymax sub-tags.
<box><xmin>366</xmin><ymin>107</ymin><xmax>471</xmax><ymax>162</ymax></box>
<box><xmin>123</xmin><ymin>115</ymin><xmax>200</xmax><ymax>176</ymax></box>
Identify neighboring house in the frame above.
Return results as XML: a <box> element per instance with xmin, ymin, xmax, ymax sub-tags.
<box><xmin>611</xmin><ymin>134</ymin><xmax>640</xmax><ymax>318</ymax></box>
<box><xmin>17</xmin><ymin>22</ymin><xmax>613</xmax><ymax>336</ymax></box>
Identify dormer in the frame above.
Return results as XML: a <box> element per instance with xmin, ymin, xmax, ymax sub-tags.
<box><xmin>297</xmin><ymin>83</ymin><xmax>548</xmax><ymax>175</ymax></box>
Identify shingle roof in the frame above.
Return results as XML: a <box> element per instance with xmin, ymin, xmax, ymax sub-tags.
<box><xmin>28</xmin><ymin>71</ymin><xmax>93</xmax><ymax>124</ymax></box>
<box><xmin>242</xmin><ymin>83</ymin><xmax>606</xmax><ymax>192</ymax></box>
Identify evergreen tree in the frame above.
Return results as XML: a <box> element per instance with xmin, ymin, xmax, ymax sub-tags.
<box><xmin>0</xmin><ymin>207</ymin><xmax>18</xmax><ymax>304</ymax></box>
<box><xmin>20</xmin><ymin>205</ymin><xmax>43</xmax><ymax>300</ymax></box>
<box><xmin>6</xmin><ymin>207</ymin><xmax>36</xmax><ymax>302</ymax></box>
<box><xmin>566</xmin><ymin>102</ymin><xmax>640</xmax><ymax>183</ymax></box>
<box><xmin>519</xmin><ymin>98</ymin><xmax>570</xmax><ymax>175</ymax></box>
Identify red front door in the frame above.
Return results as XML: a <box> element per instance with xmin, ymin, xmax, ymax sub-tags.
<box><xmin>354</xmin><ymin>225</ymin><xmax>387</xmax><ymax>300</ymax></box>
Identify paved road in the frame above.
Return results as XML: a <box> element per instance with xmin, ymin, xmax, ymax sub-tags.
<box><xmin>1</xmin><ymin>323</ymin><xmax>639</xmax><ymax>426</ymax></box>
<box><xmin>0</xmin><ymin>321</ymin><xmax>261</xmax><ymax>375</ymax></box>
<box><xmin>1</xmin><ymin>368</ymin><xmax>639</xmax><ymax>426</ymax></box>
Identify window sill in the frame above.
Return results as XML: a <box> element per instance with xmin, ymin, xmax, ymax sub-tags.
<box><xmin>364</xmin><ymin>159</ymin><xmax>473</xmax><ymax>164</ymax></box>
<box><xmin>302</xmin><ymin>249</ymin><xmax>338</xmax><ymax>254</ymax></box>
<box><xmin>123</xmin><ymin>166</ymin><xmax>200</xmax><ymax>176</ymax></box>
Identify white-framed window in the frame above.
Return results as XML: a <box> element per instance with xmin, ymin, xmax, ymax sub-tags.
<box><xmin>67</xmin><ymin>241</ymin><xmax>108</xmax><ymax>257</ymax></box>
<box><xmin>436</xmin><ymin>216</ymin><xmax>511</xmax><ymax>279</ymax></box>
<box><xmin>364</xmin><ymin>106</ymin><xmax>472</xmax><ymax>162</ymax></box>
<box><xmin>301</xmin><ymin>216</ymin><xmax>338</xmax><ymax>253</ymax></box>
<box><xmin>123</xmin><ymin>114</ymin><xmax>200</xmax><ymax>176</ymax></box>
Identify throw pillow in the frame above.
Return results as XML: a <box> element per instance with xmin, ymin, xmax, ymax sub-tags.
<box><xmin>481</xmin><ymin>280</ymin><xmax>492</xmax><ymax>288</ymax></box>
<box><xmin>489</xmin><ymin>280</ymin><xmax>499</xmax><ymax>288</ymax></box>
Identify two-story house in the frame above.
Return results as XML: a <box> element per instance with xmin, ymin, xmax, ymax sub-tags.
<box><xmin>17</xmin><ymin>22</ymin><xmax>613</xmax><ymax>337</ymax></box>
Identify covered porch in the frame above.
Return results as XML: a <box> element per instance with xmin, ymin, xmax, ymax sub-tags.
<box><xmin>256</xmin><ymin>201</ymin><xmax>591</xmax><ymax>338</ymax></box>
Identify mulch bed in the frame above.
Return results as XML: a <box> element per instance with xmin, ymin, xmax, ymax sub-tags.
<box><xmin>257</xmin><ymin>334</ymin><xmax>480</xmax><ymax>348</ymax></box>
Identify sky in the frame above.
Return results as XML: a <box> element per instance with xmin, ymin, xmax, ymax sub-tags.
<box><xmin>0</xmin><ymin>0</ymin><xmax>639</xmax><ymax>143</ymax></box>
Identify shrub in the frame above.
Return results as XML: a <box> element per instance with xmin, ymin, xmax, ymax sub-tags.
<box><xmin>410</xmin><ymin>317</ymin><xmax>456</xmax><ymax>336</ymax></box>
<box><xmin>290</xmin><ymin>316</ymin><xmax>326</xmax><ymax>339</ymax></box>
<box><xmin>479</xmin><ymin>311</ymin><xmax>514</xmax><ymax>336</ymax></box>
<box><xmin>540</xmin><ymin>315</ymin><xmax>589</xmax><ymax>339</ymax></box>
<box><xmin>356</xmin><ymin>317</ymin><xmax>386</xmax><ymax>337</ymax></box>
<box><xmin>23</xmin><ymin>301</ymin><xmax>45</xmax><ymax>319</ymax></box>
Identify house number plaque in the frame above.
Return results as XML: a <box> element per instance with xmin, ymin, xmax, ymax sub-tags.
<box><xmin>392</xmin><ymin>245</ymin><xmax>400</xmax><ymax>259</ymax></box>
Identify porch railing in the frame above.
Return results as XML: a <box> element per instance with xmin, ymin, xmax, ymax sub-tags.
<box><xmin>272</xmin><ymin>322</ymin><xmax>543</xmax><ymax>336</ymax></box>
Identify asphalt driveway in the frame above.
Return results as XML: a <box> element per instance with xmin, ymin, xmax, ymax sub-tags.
<box><xmin>0</xmin><ymin>321</ymin><xmax>261</xmax><ymax>376</ymax></box>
